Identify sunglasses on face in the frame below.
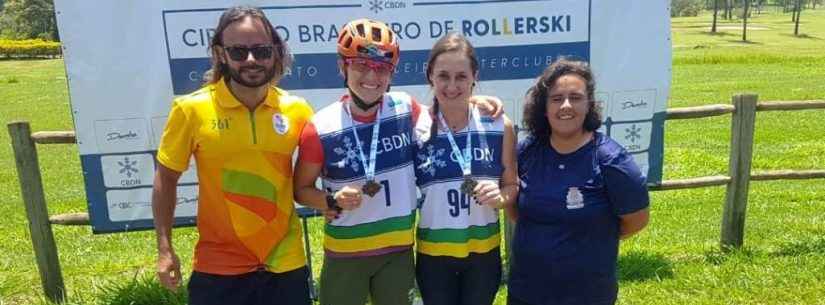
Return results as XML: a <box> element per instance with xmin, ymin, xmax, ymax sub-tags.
<box><xmin>344</xmin><ymin>58</ymin><xmax>394</xmax><ymax>76</ymax></box>
<box><xmin>223</xmin><ymin>45</ymin><xmax>274</xmax><ymax>61</ymax></box>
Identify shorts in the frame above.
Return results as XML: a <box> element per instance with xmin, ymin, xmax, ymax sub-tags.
<box><xmin>320</xmin><ymin>249</ymin><xmax>415</xmax><ymax>305</ymax></box>
<box><xmin>187</xmin><ymin>266</ymin><xmax>311</xmax><ymax>305</ymax></box>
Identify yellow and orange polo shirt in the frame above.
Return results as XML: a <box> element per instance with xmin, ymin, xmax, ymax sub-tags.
<box><xmin>157</xmin><ymin>78</ymin><xmax>313</xmax><ymax>275</ymax></box>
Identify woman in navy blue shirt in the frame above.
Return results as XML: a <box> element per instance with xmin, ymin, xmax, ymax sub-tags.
<box><xmin>508</xmin><ymin>59</ymin><xmax>650</xmax><ymax>305</ymax></box>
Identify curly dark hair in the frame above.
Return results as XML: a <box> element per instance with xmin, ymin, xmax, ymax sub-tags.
<box><xmin>522</xmin><ymin>58</ymin><xmax>601</xmax><ymax>145</ymax></box>
<box><xmin>203</xmin><ymin>6</ymin><xmax>292</xmax><ymax>85</ymax></box>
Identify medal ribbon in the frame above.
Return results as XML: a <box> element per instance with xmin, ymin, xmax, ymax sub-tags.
<box><xmin>347</xmin><ymin>99</ymin><xmax>382</xmax><ymax>182</ymax></box>
<box><xmin>438</xmin><ymin>107</ymin><xmax>473</xmax><ymax>177</ymax></box>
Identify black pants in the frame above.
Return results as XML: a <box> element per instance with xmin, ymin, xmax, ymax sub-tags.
<box><xmin>416</xmin><ymin>248</ymin><xmax>502</xmax><ymax>305</ymax></box>
<box><xmin>188</xmin><ymin>266</ymin><xmax>311</xmax><ymax>305</ymax></box>
<box><xmin>507</xmin><ymin>294</ymin><xmax>616</xmax><ymax>305</ymax></box>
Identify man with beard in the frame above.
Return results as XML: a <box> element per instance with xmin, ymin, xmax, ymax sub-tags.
<box><xmin>151</xmin><ymin>6</ymin><xmax>317</xmax><ymax>305</ymax></box>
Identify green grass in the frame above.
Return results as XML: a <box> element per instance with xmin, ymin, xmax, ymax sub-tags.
<box><xmin>2</xmin><ymin>7</ymin><xmax>825</xmax><ymax>305</ymax></box>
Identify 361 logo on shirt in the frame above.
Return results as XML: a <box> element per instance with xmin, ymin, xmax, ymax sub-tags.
<box><xmin>211</xmin><ymin>118</ymin><xmax>231</xmax><ymax>130</ymax></box>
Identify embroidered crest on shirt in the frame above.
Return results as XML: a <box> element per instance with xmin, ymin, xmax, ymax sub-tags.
<box><xmin>566</xmin><ymin>187</ymin><xmax>584</xmax><ymax>209</ymax></box>
<box><xmin>416</xmin><ymin>144</ymin><xmax>447</xmax><ymax>177</ymax></box>
<box><xmin>272</xmin><ymin>113</ymin><xmax>289</xmax><ymax>135</ymax></box>
<box><xmin>332</xmin><ymin>135</ymin><xmax>361</xmax><ymax>171</ymax></box>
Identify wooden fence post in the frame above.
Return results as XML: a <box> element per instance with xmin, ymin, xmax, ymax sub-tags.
<box><xmin>721</xmin><ymin>94</ymin><xmax>758</xmax><ymax>250</ymax></box>
<box><xmin>7</xmin><ymin>121</ymin><xmax>66</xmax><ymax>303</ymax></box>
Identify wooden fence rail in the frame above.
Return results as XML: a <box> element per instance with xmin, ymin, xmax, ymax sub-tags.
<box><xmin>665</xmin><ymin>104</ymin><xmax>735</xmax><ymax>120</ymax></box>
<box><xmin>9</xmin><ymin>96</ymin><xmax>825</xmax><ymax>303</ymax></box>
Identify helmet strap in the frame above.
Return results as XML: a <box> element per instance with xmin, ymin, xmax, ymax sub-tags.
<box><xmin>348</xmin><ymin>88</ymin><xmax>381</xmax><ymax>111</ymax></box>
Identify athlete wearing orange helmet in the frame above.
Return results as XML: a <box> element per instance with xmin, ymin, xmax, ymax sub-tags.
<box><xmin>296</xmin><ymin>18</ymin><xmax>419</xmax><ymax>305</ymax></box>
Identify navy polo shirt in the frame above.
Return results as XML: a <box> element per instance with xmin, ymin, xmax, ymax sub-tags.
<box><xmin>508</xmin><ymin>132</ymin><xmax>649</xmax><ymax>305</ymax></box>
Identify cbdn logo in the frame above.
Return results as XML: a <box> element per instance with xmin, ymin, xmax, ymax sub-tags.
<box><xmin>368</xmin><ymin>0</ymin><xmax>406</xmax><ymax>14</ymax></box>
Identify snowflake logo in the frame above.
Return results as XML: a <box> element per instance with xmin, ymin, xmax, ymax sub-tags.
<box><xmin>625</xmin><ymin>124</ymin><xmax>642</xmax><ymax>143</ymax></box>
<box><xmin>332</xmin><ymin>136</ymin><xmax>361</xmax><ymax>172</ymax></box>
<box><xmin>369</xmin><ymin>0</ymin><xmax>383</xmax><ymax>13</ymax></box>
<box><xmin>118</xmin><ymin>156</ymin><xmax>139</xmax><ymax>178</ymax></box>
<box><xmin>416</xmin><ymin>144</ymin><xmax>447</xmax><ymax>177</ymax></box>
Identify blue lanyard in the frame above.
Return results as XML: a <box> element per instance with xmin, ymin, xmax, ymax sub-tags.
<box><xmin>438</xmin><ymin>107</ymin><xmax>473</xmax><ymax>177</ymax></box>
<box><xmin>347</xmin><ymin>101</ymin><xmax>382</xmax><ymax>182</ymax></box>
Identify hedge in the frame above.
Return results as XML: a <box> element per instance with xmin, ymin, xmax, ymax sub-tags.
<box><xmin>0</xmin><ymin>39</ymin><xmax>62</xmax><ymax>58</ymax></box>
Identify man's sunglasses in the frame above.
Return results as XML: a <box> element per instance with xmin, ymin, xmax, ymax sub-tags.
<box><xmin>223</xmin><ymin>45</ymin><xmax>274</xmax><ymax>61</ymax></box>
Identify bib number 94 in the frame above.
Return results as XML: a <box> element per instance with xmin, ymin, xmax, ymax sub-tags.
<box><xmin>447</xmin><ymin>189</ymin><xmax>471</xmax><ymax>217</ymax></box>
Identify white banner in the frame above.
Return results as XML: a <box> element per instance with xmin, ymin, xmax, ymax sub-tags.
<box><xmin>54</xmin><ymin>0</ymin><xmax>670</xmax><ymax>233</ymax></box>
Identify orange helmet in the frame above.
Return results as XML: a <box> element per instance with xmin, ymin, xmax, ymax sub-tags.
<box><xmin>337</xmin><ymin>19</ymin><xmax>400</xmax><ymax>66</ymax></box>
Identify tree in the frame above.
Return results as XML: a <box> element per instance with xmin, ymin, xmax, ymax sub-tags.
<box><xmin>792</xmin><ymin>0</ymin><xmax>798</xmax><ymax>22</ymax></box>
<box><xmin>742</xmin><ymin>0</ymin><xmax>751</xmax><ymax>41</ymax></box>
<box><xmin>712</xmin><ymin>0</ymin><xmax>720</xmax><ymax>32</ymax></box>
<box><xmin>722</xmin><ymin>0</ymin><xmax>730</xmax><ymax>20</ymax></box>
<box><xmin>783</xmin><ymin>0</ymin><xmax>793</xmax><ymax>13</ymax></box>
<box><xmin>724</xmin><ymin>0</ymin><xmax>731</xmax><ymax>19</ymax></box>
<box><xmin>0</xmin><ymin>0</ymin><xmax>57</xmax><ymax>40</ymax></box>
<box><xmin>794</xmin><ymin>0</ymin><xmax>803</xmax><ymax>35</ymax></box>
<box><xmin>672</xmin><ymin>0</ymin><xmax>704</xmax><ymax>17</ymax></box>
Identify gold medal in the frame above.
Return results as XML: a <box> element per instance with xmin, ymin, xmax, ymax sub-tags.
<box><xmin>460</xmin><ymin>177</ymin><xmax>478</xmax><ymax>194</ymax></box>
<box><xmin>362</xmin><ymin>180</ymin><xmax>382</xmax><ymax>197</ymax></box>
